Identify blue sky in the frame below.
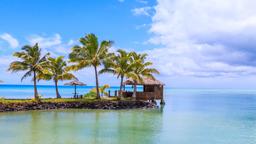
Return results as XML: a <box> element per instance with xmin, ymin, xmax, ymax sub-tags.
<box><xmin>0</xmin><ymin>0</ymin><xmax>155</xmax><ymax>50</ymax></box>
<box><xmin>1</xmin><ymin>0</ymin><xmax>256</xmax><ymax>88</ymax></box>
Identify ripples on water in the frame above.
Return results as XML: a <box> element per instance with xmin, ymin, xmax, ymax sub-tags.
<box><xmin>0</xmin><ymin>86</ymin><xmax>255</xmax><ymax>144</ymax></box>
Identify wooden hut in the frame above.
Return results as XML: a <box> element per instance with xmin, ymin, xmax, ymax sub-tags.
<box><xmin>122</xmin><ymin>78</ymin><xmax>165</xmax><ymax>104</ymax></box>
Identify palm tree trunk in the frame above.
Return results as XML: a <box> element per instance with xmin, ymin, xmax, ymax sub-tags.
<box><xmin>33</xmin><ymin>70</ymin><xmax>39</xmax><ymax>101</ymax></box>
<box><xmin>54</xmin><ymin>80</ymin><xmax>61</xmax><ymax>98</ymax></box>
<box><xmin>119</xmin><ymin>76</ymin><xmax>124</xmax><ymax>99</ymax></box>
<box><xmin>94</xmin><ymin>66</ymin><xmax>100</xmax><ymax>99</ymax></box>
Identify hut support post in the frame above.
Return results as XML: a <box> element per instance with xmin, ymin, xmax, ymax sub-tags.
<box><xmin>160</xmin><ymin>99</ymin><xmax>165</xmax><ymax>105</ymax></box>
<box><xmin>160</xmin><ymin>85</ymin><xmax>165</xmax><ymax>105</ymax></box>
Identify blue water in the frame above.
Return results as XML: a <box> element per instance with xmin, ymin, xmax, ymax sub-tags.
<box><xmin>0</xmin><ymin>85</ymin><xmax>256</xmax><ymax>143</ymax></box>
<box><xmin>0</xmin><ymin>84</ymin><xmax>140</xmax><ymax>99</ymax></box>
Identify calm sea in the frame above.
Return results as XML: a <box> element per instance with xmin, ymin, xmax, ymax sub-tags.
<box><xmin>0</xmin><ymin>84</ymin><xmax>138</xmax><ymax>99</ymax></box>
<box><xmin>0</xmin><ymin>85</ymin><xmax>255</xmax><ymax>144</ymax></box>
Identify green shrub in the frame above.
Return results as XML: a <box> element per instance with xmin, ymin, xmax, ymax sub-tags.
<box><xmin>38</xmin><ymin>94</ymin><xmax>44</xmax><ymax>99</ymax></box>
<box><xmin>90</xmin><ymin>84</ymin><xmax>110</xmax><ymax>96</ymax></box>
<box><xmin>83</xmin><ymin>91</ymin><xmax>97</xmax><ymax>99</ymax></box>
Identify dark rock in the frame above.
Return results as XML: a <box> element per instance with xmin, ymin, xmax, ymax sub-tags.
<box><xmin>0</xmin><ymin>100</ymin><xmax>156</xmax><ymax>112</ymax></box>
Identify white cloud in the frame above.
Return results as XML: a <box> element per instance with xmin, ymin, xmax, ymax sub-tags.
<box><xmin>0</xmin><ymin>55</ymin><xmax>14</xmax><ymax>67</ymax></box>
<box><xmin>147</xmin><ymin>0</ymin><xmax>256</xmax><ymax>77</ymax></box>
<box><xmin>26</xmin><ymin>34</ymin><xmax>75</xmax><ymax>57</ymax></box>
<box><xmin>0</xmin><ymin>33</ymin><xmax>19</xmax><ymax>48</ymax></box>
<box><xmin>27</xmin><ymin>34</ymin><xmax>62</xmax><ymax>48</ymax></box>
<box><xmin>132</xmin><ymin>6</ymin><xmax>153</xmax><ymax>17</ymax></box>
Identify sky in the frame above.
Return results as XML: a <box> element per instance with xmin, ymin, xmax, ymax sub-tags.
<box><xmin>1</xmin><ymin>0</ymin><xmax>256</xmax><ymax>88</ymax></box>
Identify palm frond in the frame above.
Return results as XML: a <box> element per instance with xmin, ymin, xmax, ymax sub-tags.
<box><xmin>99</xmin><ymin>68</ymin><xmax>116</xmax><ymax>75</ymax></box>
<box><xmin>21</xmin><ymin>70</ymin><xmax>33</xmax><ymax>81</ymax></box>
<box><xmin>8</xmin><ymin>61</ymin><xmax>29</xmax><ymax>72</ymax></box>
<box><xmin>58</xmin><ymin>73</ymin><xmax>77</xmax><ymax>81</ymax></box>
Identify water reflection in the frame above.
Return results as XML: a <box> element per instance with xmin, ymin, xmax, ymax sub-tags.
<box><xmin>0</xmin><ymin>109</ymin><xmax>163</xmax><ymax>144</ymax></box>
<box><xmin>1</xmin><ymin>89</ymin><xmax>256</xmax><ymax>144</ymax></box>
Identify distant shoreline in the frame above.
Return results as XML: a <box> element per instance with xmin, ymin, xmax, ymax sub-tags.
<box><xmin>0</xmin><ymin>99</ymin><xmax>156</xmax><ymax>112</ymax></box>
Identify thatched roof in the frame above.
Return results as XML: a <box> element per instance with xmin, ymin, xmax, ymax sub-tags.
<box><xmin>64</xmin><ymin>80</ymin><xmax>86</xmax><ymax>86</ymax></box>
<box><xmin>123</xmin><ymin>78</ymin><xmax>164</xmax><ymax>86</ymax></box>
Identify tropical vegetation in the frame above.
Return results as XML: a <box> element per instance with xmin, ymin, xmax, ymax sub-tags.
<box><xmin>129</xmin><ymin>52</ymin><xmax>159</xmax><ymax>98</ymax></box>
<box><xmin>8</xmin><ymin>43</ymin><xmax>49</xmax><ymax>101</ymax></box>
<box><xmin>100</xmin><ymin>49</ymin><xmax>135</xmax><ymax>98</ymax></box>
<box><xmin>7</xmin><ymin>33</ymin><xmax>159</xmax><ymax>102</ymax></box>
<box><xmin>90</xmin><ymin>84</ymin><xmax>110</xmax><ymax>97</ymax></box>
<box><xmin>69</xmin><ymin>33</ymin><xmax>113</xmax><ymax>99</ymax></box>
<box><xmin>37</xmin><ymin>56</ymin><xmax>77</xmax><ymax>98</ymax></box>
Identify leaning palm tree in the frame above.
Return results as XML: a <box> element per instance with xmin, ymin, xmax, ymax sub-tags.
<box><xmin>99</xmin><ymin>49</ymin><xmax>134</xmax><ymax>98</ymax></box>
<box><xmin>129</xmin><ymin>52</ymin><xmax>160</xmax><ymax>99</ymax></box>
<box><xmin>69</xmin><ymin>33</ymin><xmax>113</xmax><ymax>99</ymax></box>
<box><xmin>38</xmin><ymin>56</ymin><xmax>77</xmax><ymax>98</ymax></box>
<box><xmin>8</xmin><ymin>43</ymin><xmax>49</xmax><ymax>101</ymax></box>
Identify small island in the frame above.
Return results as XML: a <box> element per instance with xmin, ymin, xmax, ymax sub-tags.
<box><xmin>1</xmin><ymin>33</ymin><xmax>164</xmax><ymax>112</ymax></box>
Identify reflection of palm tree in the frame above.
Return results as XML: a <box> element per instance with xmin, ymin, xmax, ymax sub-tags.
<box><xmin>30</xmin><ymin>111</ymin><xmax>41</xmax><ymax>143</ymax></box>
<box><xmin>52</xmin><ymin>111</ymin><xmax>60</xmax><ymax>143</ymax></box>
<box><xmin>93</xmin><ymin>112</ymin><xmax>100</xmax><ymax>144</ymax></box>
<box><xmin>8</xmin><ymin>43</ymin><xmax>49</xmax><ymax>101</ymax></box>
<box><xmin>100</xmin><ymin>49</ymin><xmax>135</xmax><ymax>98</ymax></box>
<box><xmin>38</xmin><ymin>56</ymin><xmax>77</xmax><ymax>98</ymax></box>
<box><xmin>69</xmin><ymin>34</ymin><xmax>113</xmax><ymax>99</ymax></box>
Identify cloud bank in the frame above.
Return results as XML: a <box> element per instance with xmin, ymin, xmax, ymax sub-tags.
<box><xmin>27</xmin><ymin>34</ymin><xmax>75</xmax><ymax>57</ymax></box>
<box><xmin>147</xmin><ymin>0</ymin><xmax>256</xmax><ymax>77</ymax></box>
<box><xmin>0</xmin><ymin>33</ymin><xmax>19</xmax><ymax>48</ymax></box>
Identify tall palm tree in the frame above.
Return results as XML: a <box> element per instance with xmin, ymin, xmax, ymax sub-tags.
<box><xmin>99</xmin><ymin>49</ymin><xmax>134</xmax><ymax>98</ymax></box>
<box><xmin>38</xmin><ymin>56</ymin><xmax>77</xmax><ymax>98</ymax></box>
<box><xmin>69</xmin><ymin>33</ymin><xmax>113</xmax><ymax>99</ymax></box>
<box><xmin>8</xmin><ymin>43</ymin><xmax>49</xmax><ymax>101</ymax></box>
<box><xmin>129</xmin><ymin>52</ymin><xmax>160</xmax><ymax>99</ymax></box>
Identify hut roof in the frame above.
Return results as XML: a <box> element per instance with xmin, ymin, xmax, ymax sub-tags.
<box><xmin>123</xmin><ymin>78</ymin><xmax>164</xmax><ymax>86</ymax></box>
<box><xmin>64</xmin><ymin>80</ymin><xmax>86</xmax><ymax>86</ymax></box>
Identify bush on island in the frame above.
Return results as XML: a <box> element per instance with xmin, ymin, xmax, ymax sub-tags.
<box><xmin>83</xmin><ymin>91</ymin><xmax>97</xmax><ymax>99</ymax></box>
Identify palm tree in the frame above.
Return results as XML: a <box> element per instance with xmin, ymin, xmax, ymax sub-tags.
<box><xmin>99</xmin><ymin>49</ymin><xmax>134</xmax><ymax>98</ymax></box>
<box><xmin>69</xmin><ymin>33</ymin><xmax>113</xmax><ymax>99</ymax></box>
<box><xmin>129</xmin><ymin>52</ymin><xmax>160</xmax><ymax>99</ymax></box>
<box><xmin>8</xmin><ymin>43</ymin><xmax>49</xmax><ymax>101</ymax></box>
<box><xmin>38</xmin><ymin>56</ymin><xmax>77</xmax><ymax>98</ymax></box>
<box><xmin>91</xmin><ymin>84</ymin><xmax>110</xmax><ymax>97</ymax></box>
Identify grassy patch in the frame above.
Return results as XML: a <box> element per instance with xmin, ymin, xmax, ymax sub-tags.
<box><xmin>0</xmin><ymin>96</ymin><xmax>120</xmax><ymax>104</ymax></box>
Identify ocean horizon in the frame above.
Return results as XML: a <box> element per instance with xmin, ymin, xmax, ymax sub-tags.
<box><xmin>0</xmin><ymin>84</ymin><xmax>139</xmax><ymax>99</ymax></box>
<box><xmin>1</xmin><ymin>84</ymin><xmax>256</xmax><ymax>99</ymax></box>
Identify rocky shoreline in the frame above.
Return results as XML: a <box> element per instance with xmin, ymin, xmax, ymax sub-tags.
<box><xmin>0</xmin><ymin>100</ymin><xmax>157</xmax><ymax>112</ymax></box>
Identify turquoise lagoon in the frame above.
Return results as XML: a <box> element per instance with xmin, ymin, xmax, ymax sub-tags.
<box><xmin>0</xmin><ymin>85</ymin><xmax>255</xmax><ymax>144</ymax></box>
